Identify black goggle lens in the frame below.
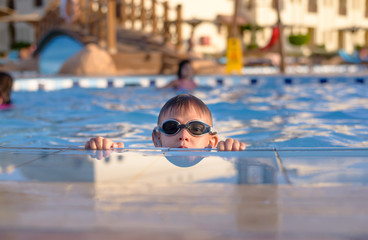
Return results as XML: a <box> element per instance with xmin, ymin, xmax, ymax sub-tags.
<box><xmin>162</xmin><ymin>121</ymin><xmax>180</xmax><ymax>135</ymax></box>
<box><xmin>187</xmin><ymin>122</ymin><xmax>206</xmax><ymax>135</ymax></box>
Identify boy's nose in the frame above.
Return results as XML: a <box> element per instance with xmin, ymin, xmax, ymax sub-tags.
<box><xmin>177</xmin><ymin>128</ymin><xmax>190</xmax><ymax>141</ymax></box>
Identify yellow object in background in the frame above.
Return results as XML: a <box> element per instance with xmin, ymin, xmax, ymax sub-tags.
<box><xmin>226</xmin><ymin>37</ymin><xmax>243</xmax><ymax>74</ymax></box>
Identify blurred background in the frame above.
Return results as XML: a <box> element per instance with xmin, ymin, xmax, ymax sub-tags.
<box><xmin>1</xmin><ymin>0</ymin><xmax>368</xmax><ymax>76</ymax></box>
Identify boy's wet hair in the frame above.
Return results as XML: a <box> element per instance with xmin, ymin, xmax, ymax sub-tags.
<box><xmin>158</xmin><ymin>94</ymin><xmax>213</xmax><ymax>125</ymax></box>
<box><xmin>0</xmin><ymin>71</ymin><xmax>13</xmax><ymax>104</ymax></box>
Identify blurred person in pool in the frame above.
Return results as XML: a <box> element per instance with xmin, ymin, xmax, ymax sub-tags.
<box><xmin>85</xmin><ymin>94</ymin><xmax>246</xmax><ymax>151</ymax></box>
<box><xmin>162</xmin><ymin>59</ymin><xmax>197</xmax><ymax>91</ymax></box>
<box><xmin>0</xmin><ymin>71</ymin><xmax>13</xmax><ymax>109</ymax></box>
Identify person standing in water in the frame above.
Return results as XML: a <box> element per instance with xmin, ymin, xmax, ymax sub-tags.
<box><xmin>162</xmin><ymin>60</ymin><xmax>197</xmax><ymax>91</ymax></box>
<box><xmin>0</xmin><ymin>71</ymin><xmax>13</xmax><ymax>109</ymax></box>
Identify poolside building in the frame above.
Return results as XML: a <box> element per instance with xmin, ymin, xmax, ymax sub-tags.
<box><xmin>0</xmin><ymin>0</ymin><xmax>54</xmax><ymax>55</ymax></box>
<box><xmin>240</xmin><ymin>0</ymin><xmax>368</xmax><ymax>54</ymax></box>
<box><xmin>1</xmin><ymin>0</ymin><xmax>368</xmax><ymax>57</ymax></box>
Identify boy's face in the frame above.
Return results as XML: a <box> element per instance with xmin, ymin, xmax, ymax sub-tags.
<box><xmin>153</xmin><ymin>106</ymin><xmax>219</xmax><ymax>149</ymax></box>
<box><xmin>181</xmin><ymin>63</ymin><xmax>193</xmax><ymax>79</ymax></box>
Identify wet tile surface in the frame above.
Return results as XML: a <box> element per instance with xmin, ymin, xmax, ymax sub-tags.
<box><xmin>0</xmin><ymin>148</ymin><xmax>368</xmax><ymax>239</ymax></box>
<box><xmin>277</xmin><ymin>148</ymin><xmax>368</xmax><ymax>186</ymax></box>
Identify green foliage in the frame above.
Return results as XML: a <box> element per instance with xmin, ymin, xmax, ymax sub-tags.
<box><xmin>355</xmin><ymin>45</ymin><xmax>363</xmax><ymax>51</ymax></box>
<box><xmin>11</xmin><ymin>41</ymin><xmax>31</xmax><ymax>50</ymax></box>
<box><xmin>241</xmin><ymin>24</ymin><xmax>263</xmax><ymax>32</ymax></box>
<box><xmin>288</xmin><ymin>34</ymin><xmax>309</xmax><ymax>46</ymax></box>
<box><xmin>316</xmin><ymin>44</ymin><xmax>325</xmax><ymax>50</ymax></box>
<box><xmin>247</xmin><ymin>43</ymin><xmax>259</xmax><ymax>50</ymax></box>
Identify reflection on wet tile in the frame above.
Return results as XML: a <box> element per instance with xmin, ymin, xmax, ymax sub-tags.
<box><xmin>236</xmin><ymin>156</ymin><xmax>278</xmax><ymax>184</ymax></box>
<box><xmin>277</xmin><ymin>149</ymin><xmax>368</xmax><ymax>185</ymax></box>
<box><xmin>2</xmin><ymin>148</ymin><xmax>368</xmax><ymax>186</ymax></box>
<box><xmin>0</xmin><ymin>149</ymin><xmax>282</xmax><ymax>185</ymax></box>
<box><xmin>1</xmin><ymin>181</ymin><xmax>368</xmax><ymax>239</ymax></box>
<box><xmin>90</xmin><ymin>151</ymin><xmax>238</xmax><ymax>185</ymax></box>
<box><xmin>0</xmin><ymin>150</ymin><xmax>61</xmax><ymax>179</ymax></box>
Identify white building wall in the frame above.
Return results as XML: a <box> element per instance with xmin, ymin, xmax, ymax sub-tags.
<box><xmin>0</xmin><ymin>0</ymin><xmax>9</xmax><ymax>53</ymax></box>
<box><xmin>242</xmin><ymin>0</ymin><xmax>368</xmax><ymax>53</ymax></box>
<box><xmin>168</xmin><ymin>0</ymin><xmax>234</xmax><ymax>55</ymax></box>
<box><xmin>0</xmin><ymin>0</ymin><xmax>54</xmax><ymax>54</ymax></box>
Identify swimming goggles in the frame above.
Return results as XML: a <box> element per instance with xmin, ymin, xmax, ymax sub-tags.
<box><xmin>156</xmin><ymin>119</ymin><xmax>216</xmax><ymax>136</ymax></box>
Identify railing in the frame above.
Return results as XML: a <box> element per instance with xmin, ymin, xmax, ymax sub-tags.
<box><xmin>34</xmin><ymin>0</ymin><xmax>64</xmax><ymax>42</ymax></box>
<box><xmin>113</xmin><ymin>0</ymin><xmax>182</xmax><ymax>48</ymax></box>
<box><xmin>35</xmin><ymin>0</ymin><xmax>183</xmax><ymax>53</ymax></box>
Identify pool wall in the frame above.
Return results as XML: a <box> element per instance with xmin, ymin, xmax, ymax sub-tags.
<box><xmin>12</xmin><ymin>74</ymin><xmax>368</xmax><ymax>91</ymax></box>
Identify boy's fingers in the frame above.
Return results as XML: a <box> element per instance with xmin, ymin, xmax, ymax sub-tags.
<box><xmin>84</xmin><ymin>140</ymin><xmax>91</xmax><ymax>149</ymax></box>
<box><xmin>217</xmin><ymin>139</ymin><xmax>246</xmax><ymax>151</ymax></box>
<box><xmin>225</xmin><ymin>138</ymin><xmax>234</xmax><ymax>151</ymax></box>
<box><xmin>85</xmin><ymin>138</ymin><xmax>94</xmax><ymax>150</ymax></box>
<box><xmin>115</xmin><ymin>142</ymin><xmax>124</xmax><ymax>148</ymax></box>
<box><xmin>95</xmin><ymin>137</ymin><xmax>104</xmax><ymax>150</ymax></box>
<box><xmin>217</xmin><ymin>141</ymin><xmax>225</xmax><ymax>151</ymax></box>
<box><xmin>89</xmin><ymin>139</ymin><xmax>97</xmax><ymax>150</ymax></box>
<box><xmin>103</xmin><ymin>138</ymin><xmax>112</xmax><ymax>150</ymax></box>
<box><xmin>232</xmin><ymin>140</ymin><xmax>240</xmax><ymax>151</ymax></box>
<box><xmin>240</xmin><ymin>142</ymin><xmax>246</xmax><ymax>151</ymax></box>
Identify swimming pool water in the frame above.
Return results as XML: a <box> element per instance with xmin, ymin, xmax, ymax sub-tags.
<box><xmin>1</xmin><ymin>80</ymin><xmax>368</xmax><ymax>149</ymax></box>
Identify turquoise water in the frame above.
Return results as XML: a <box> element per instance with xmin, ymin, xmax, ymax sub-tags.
<box><xmin>1</xmin><ymin>82</ymin><xmax>368</xmax><ymax>148</ymax></box>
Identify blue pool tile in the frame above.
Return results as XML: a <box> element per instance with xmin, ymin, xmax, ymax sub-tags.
<box><xmin>284</xmin><ymin>78</ymin><xmax>293</xmax><ymax>84</ymax></box>
<box><xmin>356</xmin><ymin>78</ymin><xmax>365</xmax><ymax>84</ymax></box>
<box><xmin>319</xmin><ymin>78</ymin><xmax>328</xmax><ymax>84</ymax></box>
<box><xmin>216</xmin><ymin>78</ymin><xmax>224</xmax><ymax>86</ymax></box>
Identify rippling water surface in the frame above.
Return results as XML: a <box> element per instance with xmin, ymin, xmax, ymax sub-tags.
<box><xmin>1</xmin><ymin>83</ymin><xmax>368</xmax><ymax>148</ymax></box>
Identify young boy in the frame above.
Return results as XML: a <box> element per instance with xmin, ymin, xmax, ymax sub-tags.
<box><xmin>85</xmin><ymin>94</ymin><xmax>246</xmax><ymax>151</ymax></box>
<box><xmin>0</xmin><ymin>71</ymin><xmax>13</xmax><ymax>108</ymax></box>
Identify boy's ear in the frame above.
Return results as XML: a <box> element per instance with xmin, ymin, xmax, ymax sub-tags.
<box><xmin>152</xmin><ymin>130</ymin><xmax>162</xmax><ymax>147</ymax></box>
<box><xmin>208</xmin><ymin>134</ymin><xmax>219</xmax><ymax>148</ymax></box>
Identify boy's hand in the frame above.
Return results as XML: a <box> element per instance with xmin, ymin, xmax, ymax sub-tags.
<box><xmin>217</xmin><ymin>138</ymin><xmax>246</xmax><ymax>151</ymax></box>
<box><xmin>84</xmin><ymin>136</ymin><xmax>124</xmax><ymax>150</ymax></box>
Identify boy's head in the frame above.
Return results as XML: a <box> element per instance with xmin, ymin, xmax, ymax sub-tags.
<box><xmin>153</xmin><ymin>94</ymin><xmax>219</xmax><ymax>148</ymax></box>
<box><xmin>177</xmin><ymin>59</ymin><xmax>193</xmax><ymax>79</ymax></box>
<box><xmin>0</xmin><ymin>71</ymin><xmax>13</xmax><ymax>105</ymax></box>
